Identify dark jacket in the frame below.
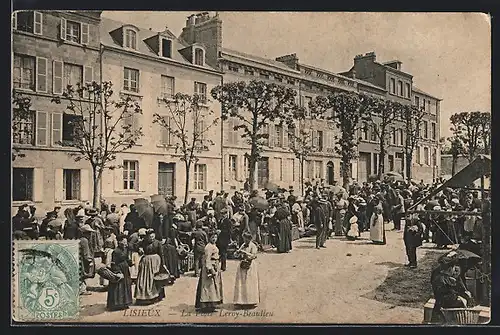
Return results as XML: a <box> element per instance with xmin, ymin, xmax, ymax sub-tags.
<box><xmin>192</xmin><ymin>228</ymin><xmax>208</xmax><ymax>253</ymax></box>
<box><xmin>403</xmin><ymin>219</ymin><xmax>424</xmax><ymax>248</ymax></box>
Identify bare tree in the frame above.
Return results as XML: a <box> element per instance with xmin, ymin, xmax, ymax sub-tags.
<box><xmin>211</xmin><ymin>80</ymin><xmax>304</xmax><ymax>190</ymax></box>
<box><xmin>479</xmin><ymin>112</ymin><xmax>491</xmax><ymax>155</ymax></box>
<box><xmin>401</xmin><ymin>104</ymin><xmax>425</xmax><ymax>181</ymax></box>
<box><xmin>52</xmin><ymin>81</ymin><xmax>143</xmax><ymax>208</ymax></box>
<box><xmin>288</xmin><ymin>122</ymin><xmax>316</xmax><ymax>195</ymax></box>
<box><xmin>450</xmin><ymin>111</ymin><xmax>484</xmax><ymax>163</ymax></box>
<box><xmin>153</xmin><ymin>93</ymin><xmax>218</xmax><ymax>204</ymax></box>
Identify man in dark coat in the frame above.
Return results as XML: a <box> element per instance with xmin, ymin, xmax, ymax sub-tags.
<box><xmin>212</xmin><ymin>192</ymin><xmax>226</xmax><ymax>222</ymax></box>
<box><xmin>125</xmin><ymin>204</ymin><xmax>146</xmax><ymax>234</ymax></box>
<box><xmin>186</xmin><ymin>198</ymin><xmax>199</xmax><ymax>229</ymax></box>
<box><xmin>310</xmin><ymin>196</ymin><xmax>327</xmax><ymax>249</ymax></box>
<box><xmin>216</xmin><ymin>209</ymin><xmax>231</xmax><ymax>271</ymax></box>
<box><xmin>192</xmin><ymin>221</ymin><xmax>208</xmax><ymax>277</ymax></box>
<box><xmin>403</xmin><ymin>217</ymin><xmax>424</xmax><ymax>268</ymax></box>
<box><xmin>79</xmin><ymin>224</ymin><xmax>95</xmax><ymax>295</ymax></box>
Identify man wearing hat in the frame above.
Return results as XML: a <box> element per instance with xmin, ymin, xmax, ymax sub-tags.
<box><xmin>39</xmin><ymin>211</ymin><xmax>57</xmax><ymax>239</ymax></box>
<box><xmin>291</xmin><ymin>197</ymin><xmax>304</xmax><ymax>231</ymax></box>
<box><xmin>192</xmin><ymin>221</ymin><xmax>208</xmax><ymax>277</ymax></box>
<box><xmin>79</xmin><ymin>224</ymin><xmax>96</xmax><ymax>295</ymax></box>
<box><xmin>212</xmin><ymin>191</ymin><xmax>226</xmax><ymax>222</ymax></box>
<box><xmin>310</xmin><ymin>195</ymin><xmax>327</xmax><ymax>249</ymax></box>
<box><xmin>186</xmin><ymin>198</ymin><xmax>199</xmax><ymax>228</ymax></box>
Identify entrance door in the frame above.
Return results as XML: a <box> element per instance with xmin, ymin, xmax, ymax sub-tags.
<box><xmin>158</xmin><ymin>162</ymin><xmax>175</xmax><ymax>196</ymax></box>
<box><xmin>257</xmin><ymin>157</ymin><xmax>269</xmax><ymax>188</ymax></box>
<box><xmin>327</xmin><ymin>161</ymin><xmax>334</xmax><ymax>185</ymax></box>
<box><xmin>358</xmin><ymin>153</ymin><xmax>370</xmax><ymax>183</ymax></box>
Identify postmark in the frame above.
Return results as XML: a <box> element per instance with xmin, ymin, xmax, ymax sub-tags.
<box><xmin>13</xmin><ymin>240</ymin><xmax>80</xmax><ymax>322</ymax></box>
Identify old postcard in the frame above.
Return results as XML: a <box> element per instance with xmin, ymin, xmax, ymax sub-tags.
<box><xmin>11</xmin><ymin>11</ymin><xmax>491</xmax><ymax>324</ymax></box>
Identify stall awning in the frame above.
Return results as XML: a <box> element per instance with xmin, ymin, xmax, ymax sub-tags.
<box><xmin>408</xmin><ymin>155</ymin><xmax>491</xmax><ymax>211</ymax></box>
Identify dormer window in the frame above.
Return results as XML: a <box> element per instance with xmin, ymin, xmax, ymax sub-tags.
<box><xmin>13</xmin><ymin>11</ymin><xmax>43</xmax><ymax>35</ymax></box>
<box><xmin>161</xmin><ymin>38</ymin><xmax>172</xmax><ymax>58</ymax></box>
<box><xmin>194</xmin><ymin>48</ymin><xmax>204</xmax><ymax>66</ymax></box>
<box><xmin>124</xmin><ymin>29</ymin><xmax>137</xmax><ymax>49</ymax></box>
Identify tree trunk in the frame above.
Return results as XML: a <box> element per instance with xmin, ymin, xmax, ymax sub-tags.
<box><xmin>300</xmin><ymin>159</ymin><xmax>304</xmax><ymax>196</ymax></box>
<box><xmin>405</xmin><ymin>153</ymin><xmax>413</xmax><ymax>182</ymax></box>
<box><xmin>249</xmin><ymin>145</ymin><xmax>258</xmax><ymax>191</ymax></box>
<box><xmin>451</xmin><ymin>154</ymin><xmax>457</xmax><ymax>176</ymax></box>
<box><xmin>378</xmin><ymin>142</ymin><xmax>386</xmax><ymax>179</ymax></box>
<box><xmin>92</xmin><ymin>167</ymin><xmax>102</xmax><ymax>210</ymax></box>
<box><xmin>341</xmin><ymin>158</ymin><xmax>350</xmax><ymax>189</ymax></box>
<box><xmin>184</xmin><ymin>161</ymin><xmax>191</xmax><ymax>204</ymax></box>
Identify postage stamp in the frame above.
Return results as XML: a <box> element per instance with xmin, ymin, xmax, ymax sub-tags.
<box><xmin>13</xmin><ymin>240</ymin><xmax>80</xmax><ymax>322</ymax></box>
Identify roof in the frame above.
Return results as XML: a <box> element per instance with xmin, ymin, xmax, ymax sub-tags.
<box><xmin>220</xmin><ymin>48</ymin><xmax>302</xmax><ymax>75</ymax></box>
<box><xmin>100</xmin><ymin>17</ymin><xmax>218</xmax><ymax>72</ymax></box>
<box><xmin>408</xmin><ymin>155</ymin><xmax>491</xmax><ymax>210</ymax></box>
<box><xmin>412</xmin><ymin>86</ymin><xmax>442</xmax><ymax>100</ymax></box>
<box><xmin>376</xmin><ymin>61</ymin><xmax>413</xmax><ymax>78</ymax></box>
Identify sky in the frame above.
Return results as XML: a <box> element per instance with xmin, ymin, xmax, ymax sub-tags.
<box><xmin>102</xmin><ymin>11</ymin><xmax>491</xmax><ymax>138</ymax></box>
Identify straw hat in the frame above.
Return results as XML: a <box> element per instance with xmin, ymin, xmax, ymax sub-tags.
<box><xmin>138</xmin><ymin>228</ymin><xmax>147</xmax><ymax>236</ymax></box>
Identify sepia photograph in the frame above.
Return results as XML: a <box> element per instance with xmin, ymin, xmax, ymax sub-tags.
<box><xmin>11</xmin><ymin>10</ymin><xmax>491</xmax><ymax>325</ymax></box>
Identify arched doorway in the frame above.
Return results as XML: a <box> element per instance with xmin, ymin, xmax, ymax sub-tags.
<box><xmin>327</xmin><ymin>161</ymin><xmax>334</xmax><ymax>185</ymax></box>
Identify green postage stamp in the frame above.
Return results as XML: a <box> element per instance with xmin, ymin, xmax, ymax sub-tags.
<box><xmin>13</xmin><ymin>240</ymin><xmax>80</xmax><ymax>322</ymax></box>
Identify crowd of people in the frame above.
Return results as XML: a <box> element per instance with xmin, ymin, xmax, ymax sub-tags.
<box><xmin>11</xmin><ymin>176</ymin><xmax>489</xmax><ymax>314</ymax></box>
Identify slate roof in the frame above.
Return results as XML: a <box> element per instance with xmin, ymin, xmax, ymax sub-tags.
<box><xmin>412</xmin><ymin>86</ymin><xmax>441</xmax><ymax>100</ymax></box>
<box><xmin>220</xmin><ymin>47</ymin><xmax>302</xmax><ymax>75</ymax></box>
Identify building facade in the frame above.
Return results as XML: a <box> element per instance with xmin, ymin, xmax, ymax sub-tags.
<box><xmin>341</xmin><ymin>52</ymin><xmax>442</xmax><ymax>183</ymax></box>
<box><xmin>98</xmin><ymin>17</ymin><xmax>223</xmax><ymax>205</ymax></box>
<box><xmin>12</xmin><ymin>10</ymin><xmax>102</xmax><ymax>216</ymax></box>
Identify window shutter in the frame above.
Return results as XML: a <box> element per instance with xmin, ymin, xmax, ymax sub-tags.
<box><xmin>33</xmin><ymin>168</ymin><xmax>44</xmax><ymax>202</ymax></box>
<box><xmin>223</xmin><ymin>154</ymin><xmax>229</xmax><ymax>182</ymax></box>
<box><xmin>36</xmin><ymin>111</ymin><xmax>48</xmax><ymax>146</ymax></box>
<box><xmin>80</xmin><ymin>169</ymin><xmax>90</xmax><ymax>201</ymax></box>
<box><xmin>113</xmin><ymin>166</ymin><xmax>123</xmax><ymax>192</ymax></box>
<box><xmin>81</xmin><ymin>23</ymin><xmax>89</xmax><ymax>45</ymax></box>
<box><xmin>12</xmin><ymin>12</ymin><xmax>17</xmax><ymax>30</ymax></box>
<box><xmin>312</xmin><ymin>130</ymin><xmax>318</xmax><ymax>147</ymax></box>
<box><xmin>60</xmin><ymin>18</ymin><xmax>67</xmax><ymax>41</ymax></box>
<box><xmin>283</xmin><ymin>125</ymin><xmax>289</xmax><ymax>148</ymax></box>
<box><xmin>268</xmin><ymin>124</ymin><xmax>274</xmax><ymax>147</ymax></box>
<box><xmin>34</xmin><ymin>11</ymin><xmax>43</xmax><ymax>35</ymax></box>
<box><xmin>160</xmin><ymin>116</ymin><xmax>170</xmax><ymax>145</ymax></box>
<box><xmin>51</xmin><ymin>113</ymin><xmax>62</xmax><ymax>146</ymax></box>
<box><xmin>83</xmin><ymin>66</ymin><xmax>93</xmax><ymax>84</ymax></box>
<box><xmin>54</xmin><ymin>169</ymin><xmax>63</xmax><ymax>202</ymax></box>
<box><xmin>36</xmin><ymin>57</ymin><xmax>47</xmax><ymax>92</ymax></box>
<box><xmin>52</xmin><ymin>60</ymin><xmax>63</xmax><ymax>94</ymax></box>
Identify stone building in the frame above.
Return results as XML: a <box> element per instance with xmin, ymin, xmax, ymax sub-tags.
<box><xmin>341</xmin><ymin>52</ymin><xmax>442</xmax><ymax>183</ymax></box>
<box><xmin>12</xmin><ymin>10</ymin><xmax>102</xmax><ymax>215</ymax></box>
<box><xmin>99</xmin><ymin>17</ymin><xmax>223</xmax><ymax>205</ymax></box>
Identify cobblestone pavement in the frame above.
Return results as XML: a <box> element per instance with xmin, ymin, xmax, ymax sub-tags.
<box><xmin>79</xmin><ymin>227</ymin><xmax>433</xmax><ymax>324</ymax></box>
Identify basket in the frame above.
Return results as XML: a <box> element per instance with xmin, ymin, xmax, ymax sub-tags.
<box><xmin>441</xmin><ymin>308</ymin><xmax>481</xmax><ymax>324</ymax></box>
<box><xmin>96</xmin><ymin>266</ymin><xmax>122</xmax><ymax>283</ymax></box>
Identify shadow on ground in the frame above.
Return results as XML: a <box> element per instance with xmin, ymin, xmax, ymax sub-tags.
<box><xmin>361</xmin><ymin>250</ymin><xmax>444</xmax><ymax>309</ymax></box>
<box><xmin>80</xmin><ymin>303</ymin><xmax>107</xmax><ymax>317</ymax></box>
<box><xmin>170</xmin><ymin>303</ymin><xmax>237</xmax><ymax>314</ymax></box>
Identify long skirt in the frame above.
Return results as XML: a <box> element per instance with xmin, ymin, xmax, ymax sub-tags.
<box><xmin>370</xmin><ymin>214</ymin><xmax>386</xmax><ymax>245</ymax></box>
<box><xmin>277</xmin><ymin>219</ymin><xmax>292</xmax><ymax>253</ymax></box>
<box><xmin>107</xmin><ymin>263</ymin><xmax>133</xmax><ymax>311</ymax></box>
<box><xmin>234</xmin><ymin>261</ymin><xmax>260</xmax><ymax>305</ymax></box>
<box><xmin>129</xmin><ymin>252</ymin><xmax>141</xmax><ymax>280</ymax></box>
<box><xmin>100</xmin><ymin>248</ymin><xmax>114</xmax><ymax>286</ymax></box>
<box><xmin>195</xmin><ymin>262</ymin><xmax>223</xmax><ymax>310</ymax></box>
<box><xmin>334</xmin><ymin>210</ymin><xmax>345</xmax><ymax>236</ymax></box>
<box><xmin>163</xmin><ymin>244</ymin><xmax>180</xmax><ymax>278</ymax></box>
<box><xmin>134</xmin><ymin>254</ymin><xmax>164</xmax><ymax>304</ymax></box>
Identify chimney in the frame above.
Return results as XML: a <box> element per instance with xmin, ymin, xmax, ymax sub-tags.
<box><xmin>354</xmin><ymin>51</ymin><xmax>376</xmax><ymax>64</ymax></box>
<box><xmin>383</xmin><ymin>60</ymin><xmax>402</xmax><ymax>71</ymax></box>
<box><xmin>275</xmin><ymin>53</ymin><xmax>299</xmax><ymax>70</ymax></box>
<box><xmin>186</xmin><ymin>14</ymin><xmax>196</xmax><ymax>27</ymax></box>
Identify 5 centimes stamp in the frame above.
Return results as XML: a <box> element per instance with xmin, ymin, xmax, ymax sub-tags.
<box><xmin>13</xmin><ymin>240</ymin><xmax>80</xmax><ymax>322</ymax></box>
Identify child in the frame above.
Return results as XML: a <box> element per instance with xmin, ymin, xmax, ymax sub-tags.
<box><xmin>347</xmin><ymin>216</ymin><xmax>359</xmax><ymax>241</ymax></box>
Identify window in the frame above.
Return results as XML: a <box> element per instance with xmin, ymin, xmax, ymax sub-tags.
<box><xmin>317</xmin><ymin>73</ymin><xmax>324</xmax><ymax>79</ymax></box>
<box><xmin>390</xmin><ymin>78</ymin><xmax>396</xmax><ymax>94</ymax></box>
<box><xmin>427</xmin><ymin>100</ymin><xmax>431</xmax><ymax>113</ymax></box>
<box><xmin>275</xmin><ymin>125</ymin><xmax>283</xmax><ymax>147</ymax></box>
<box><xmin>194</xmin><ymin>164</ymin><xmax>207</xmax><ymax>190</ymax></box>
<box><xmin>314</xmin><ymin>161</ymin><xmax>323</xmax><ymax>180</ymax></box>
<box><xmin>304</xmin><ymin>96</ymin><xmax>312</xmax><ymax>116</ymax></box>
<box><xmin>416</xmin><ymin>146</ymin><xmax>421</xmax><ymax>164</ymax></box>
<box><xmin>62</xmin><ymin>114</ymin><xmax>83</xmax><ymax>146</ymax></box>
<box><xmin>244</xmin><ymin>69</ymin><xmax>254</xmax><ymax>76</ymax></box>
<box><xmin>435</xmin><ymin>101</ymin><xmax>439</xmax><ymax>114</ymax></box>
<box><xmin>304</xmin><ymin>69</ymin><xmax>312</xmax><ymax>76</ymax></box>
<box><xmin>431</xmin><ymin>123</ymin><xmax>436</xmax><ymax>140</ymax></box>
<box><xmin>63</xmin><ymin>169</ymin><xmax>80</xmax><ymax>200</ymax></box>
<box><xmin>287</xmin><ymin>125</ymin><xmax>295</xmax><ymax>149</ymax></box>
<box><xmin>362</xmin><ymin>123</ymin><xmax>369</xmax><ymax>141</ymax></box>
<box><xmin>423</xmin><ymin>121</ymin><xmax>428</xmax><ymax>139</ymax></box>
<box><xmin>399</xmin><ymin>129</ymin><xmax>404</xmax><ymax>146</ymax></box>
<box><xmin>290</xmin><ymin>158</ymin><xmax>296</xmax><ymax>182</ymax></box>
<box><xmin>159</xmin><ymin>116</ymin><xmax>172</xmax><ymax>145</ymax></box>
<box><xmin>13</xmin><ymin>54</ymin><xmax>35</xmax><ymax>90</ymax></box>
<box><xmin>13</xmin><ymin>110</ymin><xmax>35</xmax><ymax>145</ymax></box>
<box><xmin>123</xmin><ymin>160</ymin><xmax>139</xmax><ymax>190</ymax></box>
<box><xmin>194</xmin><ymin>82</ymin><xmax>207</xmax><ymax>103</ymax></box>
<box><xmin>287</xmin><ymin>80</ymin><xmax>295</xmax><ymax>85</ymax></box>
<box><xmin>195</xmin><ymin>119</ymin><xmax>206</xmax><ymax>146</ymax></box>
<box><xmin>275</xmin><ymin>158</ymin><xmax>283</xmax><ymax>181</ymax></box>
<box><xmin>194</xmin><ymin>48</ymin><xmax>204</xmax><ymax>66</ymax></box>
<box><xmin>391</xmin><ymin>127</ymin><xmax>396</xmax><ymax>145</ymax></box>
<box><xmin>14</xmin><ymin>11</ymin><xmax>42</xmax><ymax>34</ymax></box>
<box><xmin>244</xmin><ymin>156</ymin><xmax>250</xmax><ymax>178</ymax></box>
<box><xmin>63</xmin><ymin>63</ymin><xmax>83</xmax><ymax>88</ymax></box>
<box><xmin>433</xmin><ymin>149</ymin><xmax>437</xmax><ymax>166</ymax></box>
<box><xmin>228</xmin><ymin>65</ymin><xmax>239</xmax><ymax>72</ymax></box>
<box><xmin>260</xmin><ymin>72</ymin><xmax>269</xmax><ymax>79</ymax></box>
<box><xmin>398</xmin><ymin>81</ymin><xmax>403</xmax><ymax>96</ymax></box>
<box><xmin>66</xmin><ymin>20</ymin><xmax>80</xmax><ymax>43</ymax></box>
<box><xmin>415</xmin><ymin>96</ymin><xmax>420</xmax><ymax>107</ymax></box>
<box><xmin>373</xmin><ymin>154</ymin><xmax>378</xmax><ymax>176</ymax></box>
<box><xmin>371</xmin><ymin>124</ymin><xmax>378</xmax><ymax>142</ymax></box>
<box><xmin>424</xmin><ymin>147</ymin><xmax>430</xmax><ymax>165</ymax></box>
<box><xmin>422</xmin><ymin>99</ymin><xmax>426</xmax><ymax>111</ymax></box>
<box><xmin>161</xmin><ymin>75</ymin><xmax>175</xmax><ymax>99</ymax></box>
<box><xmin>262</xmin><ymin>124</ymin><xmax>269</xmax><ymax>146</ymax></box>
<box><xmin>125</xmin><ymin>29</ymin><xmax>137</xmax><ymax>49</ymax></box>
<box><xmin>161</xmin><ymin>38</ymin><xmax>172</xmax><ymax>58</ymax></box>
<box><xmin>13</xmin><ymin>168</ymin><xmax>34</xmax><ymax>201</ymax></box>
<box><xmin>229</xmin><ymin>155</ymin><xmax>237</xmax><ymax>180</ymax></box>
<box><xmin>317</xmin><ymin>130</ymin><xmax>324</xmax><ymax>151</ymax></box>
<box><xmin>123</xmin><ymin>67</ymin><xmax>139</xmax><ymax>93</ymax></box>
<box><xmin>405</xmin><ymin>83</ymin><xmax>411</xmax><ymax>98</ymax></box>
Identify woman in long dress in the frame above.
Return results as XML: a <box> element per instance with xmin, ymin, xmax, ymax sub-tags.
<box><xmin>334</xmin><ymin>193</ymin><xmax>348</xmax><ymax>236</ymax></box>
<box><xmin>370</xmin><ymin>198</ymin><xmax>386</xmax><ymax>245</ymax></box>
<box><xmin>275</xmin><ymin>201</ymin><xmax>292</xmax><ymax>253</ymax></box>
<box><xmin>134</xmin><ymin>229</ymin><xmax>166</xmax><ymax>305</ymax></box>
<box><xmin>107</xmin><ymin>235</ymin><xmax>133</xmax><ymax>311</ymax></box>
<box><xmin>195</xmin><ymin>232</ymin><xmax>223</xmax><ymax>312</ymax></box>
<box><xmin>100</xmin><ymin>228</ymin><xmax>118</xmax><ymax>287</ymax></box>
<box><xmin>233</xmin><ymin>232</ymin><xmax>260</xmax><ymax>309</ymax></box>
<box><xmin>163</xmin><ymin>237</ymin><xmax>180</xmax><ymax>280</ymax></box>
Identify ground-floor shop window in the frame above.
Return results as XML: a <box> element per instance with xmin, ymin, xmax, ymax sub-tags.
<box><xmin>13</xmin><ymin>168</ymin><xmax>33</xmax><ymax>201</ymax></box>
